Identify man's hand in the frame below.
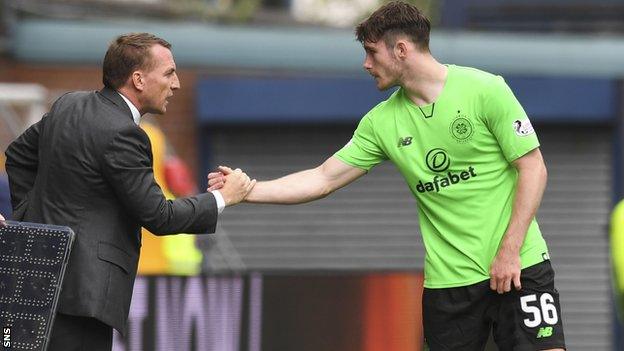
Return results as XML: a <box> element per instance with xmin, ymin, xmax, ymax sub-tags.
<box><xmin>0</xmin><ymin>213</ymin><xmax>6</xmax><ymax>227</ymax></box>
<box><xmin>489</xmin><ymin>247</ymin><xmax>522</xmax><ymax>294</ymax></box>
<box><xmin>207</xmin><ymin>169</ymin><xmax>226</xmax><ymax>191</ymax></box>
<box><xmin>213</xmin><ymin>166</ymin><xmax>255</xmax><ymax>206</ymax></box>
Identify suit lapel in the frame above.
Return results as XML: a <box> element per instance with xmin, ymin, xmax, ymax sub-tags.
<box><xmin>99</xmin><ymin>87</ymin><xmax>134</xmax><ymax>122</ymax></box>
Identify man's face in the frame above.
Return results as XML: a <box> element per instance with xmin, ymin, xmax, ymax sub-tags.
<box><xmin>362</xmin><ymin>40</ymin><xmax>401</xmax><ymax>91</ymax></box>
<box><xmin>139</xmin><ymin>45</ymin><xmax>180</xmax><ymax>115</ymax></box>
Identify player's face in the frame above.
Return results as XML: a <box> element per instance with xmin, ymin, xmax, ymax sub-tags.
<box><xmin>140</xmin><ymin>45</ymin><xmax>180</xmax><ymax>115</ymax></box>
<box><xmin>362</xmin><ymin>40</ymin><xmax>401</xmax><ymax>91</ymax></box>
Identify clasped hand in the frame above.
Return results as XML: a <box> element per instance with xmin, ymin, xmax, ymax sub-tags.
<box><xmin>207</xmin><ymin>166</ymin><xmax>255</xmax><ymax>206</ymax></box>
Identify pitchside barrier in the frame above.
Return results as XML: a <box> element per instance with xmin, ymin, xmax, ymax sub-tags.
<box><xmin>0</xmin><ymin>221</ymin><xmax>74</xmax><ymax>351</ymax></box>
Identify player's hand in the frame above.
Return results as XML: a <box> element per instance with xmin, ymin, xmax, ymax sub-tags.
<box><xmin>0</xmin><ymin>213</ymin><xmax>6</xmax><ymax>227</ymax></box>
<box><xmin>207</xmin><ymin>170</ymin><xmax>226</xmax><ymax>191</ymax></box>
<box><xmin>216</xmin><ymin>166</ymin><xmax>256</xmax><ymax>206</ymax></box>
<box><xmin>489</xmin><ymin>248</ymin><xmax>522</xmax><ymax>294</ymax></box>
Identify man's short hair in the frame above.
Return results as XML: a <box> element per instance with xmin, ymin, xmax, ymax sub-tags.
<box><xmin>355</xmin><ymin>1</ymin><xmax>431</xmax><ymax>51</ymax></box>
<box><xmin>102</xmin><ymin>33</ymin><xmax>171</xmax><ymax>89</ymax></box>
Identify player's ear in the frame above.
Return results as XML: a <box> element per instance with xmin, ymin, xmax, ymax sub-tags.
<box><xmin>395</xmin><ymin>40</ymin><xmax>409</xmax><ymax>60</ymax></box>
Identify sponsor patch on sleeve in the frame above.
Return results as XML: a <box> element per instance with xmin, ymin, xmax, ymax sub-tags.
<box><xmin>513</xmin><ymin>118</ymin><xmax>535</xmax><ymax>137</ymax></box>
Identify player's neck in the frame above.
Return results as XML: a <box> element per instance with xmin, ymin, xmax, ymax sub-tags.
<box><xmin>400</xmin><ymin>56</ymin><xmax>447</xmax><ymax>107</ymax></box>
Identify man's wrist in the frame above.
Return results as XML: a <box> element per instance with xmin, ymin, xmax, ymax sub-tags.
<box><xmin>211</xmin><ymin>190</ymin><xmax>225</xmax><ymax>214</ymax></box>
<box><xmin>498</xmin><ymin>239</ymin><xmax>521</xmax><ymax>255</ymax></box>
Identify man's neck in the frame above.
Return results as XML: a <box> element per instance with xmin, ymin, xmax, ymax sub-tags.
<box><xmin>116</xmin><ymin>87</ymin><xmax>144</xmax><ymax>116</ymax></box>
<box><xmin>116</xmin><ymin>88</ymin><xmax>143</xmax><ymax>125</ymax></box>
<box><xmin>400</xmin><ymin>55</ymin><xmax>447</xmax><ymax>106</ymax></box>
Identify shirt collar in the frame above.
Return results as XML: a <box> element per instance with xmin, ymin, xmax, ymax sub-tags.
<box><xmin>117</xmin><ymin>92</ymin><xmax>141</xmax><ymax>125</ymax></box>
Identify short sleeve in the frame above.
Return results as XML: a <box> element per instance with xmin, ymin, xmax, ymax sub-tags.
<box><xmin>334</xmin><ymin>114</ymin><xmax>387</xmax><ymax>171</ymax></box>
<box><xmin>482</xmin><ymin>76</ymin><xmax>540</xmax><ymax>162</ymax></box>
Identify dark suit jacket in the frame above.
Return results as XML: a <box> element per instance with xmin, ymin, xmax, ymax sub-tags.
<box><xmin>5</xmin><ymin>87</ymin><xmax>218</xmax><ymax>335</ymax></box>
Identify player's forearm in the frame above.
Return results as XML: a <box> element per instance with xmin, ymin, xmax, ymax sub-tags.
<box><xmin>500</xmin><ymin>150</ymin><xmax>547</xmax><ymax>253</ymax></box>
<box><xmin>245</xmin><ymin>167</ymin><xmax>332</xmax><ymax>204</ymax></box>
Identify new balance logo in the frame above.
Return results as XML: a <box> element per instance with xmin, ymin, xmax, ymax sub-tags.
<box><xmin>397</xmin><ymin>136</ymin><xmax>413</xmax><ymax>147</ymax></box>
<box><xmin>536</xmin><ymin>326</ymin><xmax>553</xmax><ymax>338</ymax></box>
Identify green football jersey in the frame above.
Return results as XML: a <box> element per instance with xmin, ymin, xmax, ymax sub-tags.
<box><xmin>335</xmin><ymin>65</ymin><xmax>549</xmax><ymax>288</ymax></box>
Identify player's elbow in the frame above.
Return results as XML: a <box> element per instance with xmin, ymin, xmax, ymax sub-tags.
<box><xmin>534</xmin><ymin>152</ymin><xmax>548</xmax><ymax>184</ymax></box>
<box><xmin>312</xmin><ymin>166</ymin><xmax>339</xmax><ymax>199</ymax></box>
<box><xmin>318</xmin><ymin>183</ymin><xmax>334</xmax><ymax>199</ymax></box>
<box><xmin>317</xmin><ymin>175</ymin><xmax>339</xmax><ymax>200</ymax></box>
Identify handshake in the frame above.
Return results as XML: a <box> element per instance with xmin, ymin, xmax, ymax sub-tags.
<box><xmin>207</xmin><ymin>166</ymin><xmax>255</xmax><ymax>207</ymax></box>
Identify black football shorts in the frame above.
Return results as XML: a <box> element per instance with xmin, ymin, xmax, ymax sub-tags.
<box><xmin>423</xmin><ymin>260</ymin><xmax>566</xmax><ymax>350</ymax></box>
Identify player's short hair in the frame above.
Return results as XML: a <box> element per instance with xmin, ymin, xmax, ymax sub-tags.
<box><xmin>355</xmin><ymin>1</ymin><xmax>431</xmax><ymax>51</ymax></box>
<box><xmin>102</xmin><ymin>33</ymin><xmax>171</xmax><ymax>89</ymax></box>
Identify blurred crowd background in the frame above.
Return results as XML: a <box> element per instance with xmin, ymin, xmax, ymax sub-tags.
<box><xmin>0</xmin><ymin>0</ymin><xmax>623</xmax><ymax>350</ymax></box>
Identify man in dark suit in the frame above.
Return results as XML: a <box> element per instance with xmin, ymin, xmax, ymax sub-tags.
<box><xmin>4</xmin><ymin>33</ymin><xmax>254</xmax><ymax>351</ymax></box>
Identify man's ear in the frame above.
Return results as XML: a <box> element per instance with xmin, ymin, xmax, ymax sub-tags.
<box><xmin>132</xmin><ymin>71</ymin><xmax>144</xmax><ymax>91</ymax></box>
<box><xmin>395</xmin><ymin>40</ymin><xmax>409</xmax><ymax>60</ymax></box>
